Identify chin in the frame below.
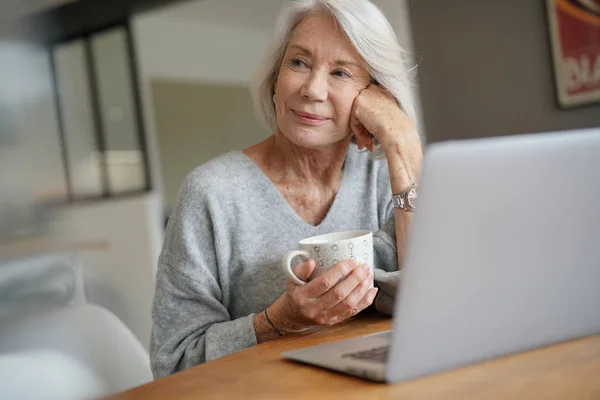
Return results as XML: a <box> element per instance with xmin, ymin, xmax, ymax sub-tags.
<box><xmin>282</xmin><ymin>126</ymin><xmax>347</xmax><ymax>149</ymax></box>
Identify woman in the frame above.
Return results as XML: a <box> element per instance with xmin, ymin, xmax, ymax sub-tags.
<box><xmin>151</xmin><ymin>0</ymin><xmax>422</xmax><ymax>378</ymax></box>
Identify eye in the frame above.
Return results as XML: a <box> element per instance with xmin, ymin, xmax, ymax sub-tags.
<box><xmin>291</xmin><ymin>58</ymin><xmax>308</xmax><ymax>68</ymax></box>
<box><xmin>332</xmin><ymin>69</ymin><xmax>351</xmax><ymax>78</ymax></box>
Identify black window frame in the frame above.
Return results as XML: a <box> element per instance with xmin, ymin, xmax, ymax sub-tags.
<box><xmin>48</xmin><ymin>21</ymin><xmax>151</xmax><ymax>202</ymax></box>
<box><xmin>29</xmin><ymin>0</ymin><xmax>191</xmax><ymax>204</ymax></box>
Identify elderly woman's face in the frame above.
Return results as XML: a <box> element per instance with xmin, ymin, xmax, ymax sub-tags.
<box><xmin>274</xmin><ymin>12</ymin><xmax>371</xmax><ymax>149</ymax></box>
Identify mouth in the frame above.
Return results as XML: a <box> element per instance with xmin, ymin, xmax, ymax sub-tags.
<box><xmin>292</xmin><ymin>110</ymin><xmax>330</xmax><ymax>125</ymax></box>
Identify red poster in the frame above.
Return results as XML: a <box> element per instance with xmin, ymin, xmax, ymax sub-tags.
<box><xmin>547</xmin><ymin>0</ymin><xmax>600</xmax><ymax>107</ymax></box>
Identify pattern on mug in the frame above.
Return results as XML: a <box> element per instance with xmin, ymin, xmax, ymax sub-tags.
<box><xmin>310</xmin><ymin>240</ymin><xmax>373</xmax><ymax>276</ymax></box>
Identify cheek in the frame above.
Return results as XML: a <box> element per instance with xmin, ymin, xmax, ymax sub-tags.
<box><xmin>274</xmin><ymin>73</ymin><xmax>293</xmax><ymax>122</ymax></box>
<box><xmin>276</xmin><ymin>70</ymin><xmax>302</xmax><ymax>99</ymax></box>
<box><xmin>332</xmin><ymin>90</ymin><xmax>360</xmax><ymax>125</ymax></box>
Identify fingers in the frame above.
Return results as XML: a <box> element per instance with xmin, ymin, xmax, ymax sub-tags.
<box><xmin>323</xmin><ymin>286</ymin><xmax>378</xmax><ymax>325</ymax></box>
<box><xmin>284</xmin><ymin>260</ymin><xmax>378</xmax><ymax>329</ymax></box>
<box><xmin>317</xmin><ymin>264</ymin><xmax>372</xmax><ymax>310</ymax></box>
<box><xmin>350</xmin><ymin>116</ymin><xmax>374</xmax><ymax>151</ymax></box>
<box><xmin>350</xmin><ymin>87</ymin><xmax>391</xmax><ymax>153</ymax></box>
<box><xmin>350</xmin><ymin>92</ymin><xmax>373</xmax><ymax>151</ymax></box>
<box><xmin>291</xmin><ymin>259</ymin><xmax>316</xmax><ymax>283</ymax></box>
<box><xmin>357</xmin><ymin>287</ymin><xmax>379</xmax><ymax>311</ymax></box>
<box><xmin>365</xmin><ymin>138</ymin><xmax>377</xmax><ymax>153</ymax></box>
<box><xmin>304</xmin><ymin>259</ymin><xmax>360</xmax><ymax>298</ymax></box>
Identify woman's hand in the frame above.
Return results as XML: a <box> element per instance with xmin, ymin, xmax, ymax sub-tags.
<box><xmin>269</xmin><ymin>259</ymin><xmax>378</xmax><ymax>333</ymax></box>
<box><xmin>350</xmin><ymin>84</ymin><xmax>423</xmax><ymax>184</ymax></box>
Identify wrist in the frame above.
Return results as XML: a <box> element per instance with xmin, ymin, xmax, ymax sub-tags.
<box><xmin>378</xmin><ymin>130</ymin><xmax>401</xmax><ymax>152</ymax></box>
<box><xmin>378</xmin><ymin>123</ymin><xmax>416</xmax><ymax>150</ymax></box>
<box><xmin>264</xmin><ymin>307</ymin><xmax>285</xmax><ymax>337</ymax></box>
<box><xmin>383</xmin><ymin>140</ymin><xmax>422</xmax><ymax>190</ymax></box>
<box><xmin>272</xmin><ymin>293</ymin><xmax>312</xmax><ymax>333</ymax></box>
<box><xmin>392</xmin><ymin>183</ymin><xmax>418</xmax><ymax>212</ymax></box>
<box><xmin>253</xmin><ymin>310</ymin><xmax>280</xmax><ymax>343</ymax></box>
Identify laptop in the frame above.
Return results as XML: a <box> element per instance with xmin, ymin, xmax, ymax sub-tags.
<box><xmin>282</xmin><ymin>128</ymin><xmax>600</xmax><ymax>383</ymax></box>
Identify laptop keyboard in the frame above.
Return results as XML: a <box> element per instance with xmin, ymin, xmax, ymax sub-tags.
<box><xmin>341</xmin><ymin>345</ymin><xmax>389</xmax><ymax>364</ymax></box>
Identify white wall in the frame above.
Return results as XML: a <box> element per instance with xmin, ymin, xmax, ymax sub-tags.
<box><xmin>132</xmin><ymin>12</ymin><xmax>274</xmax><ymax>215</ymax></box>
<box><xmin>132</xmin><ymin>16</ymin><xmax>272</xmax><ymax>85</ymax></box>
<box><xmin>131</xmin><ymin>7</ymin><xmax>275</xmax><ymax>209</ymax></box>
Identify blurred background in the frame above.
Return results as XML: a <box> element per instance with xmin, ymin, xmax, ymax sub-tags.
<box><xmin>0</xmin><ymin>0</ymin><xmax>599</xmax><ymax>396</ymax></box>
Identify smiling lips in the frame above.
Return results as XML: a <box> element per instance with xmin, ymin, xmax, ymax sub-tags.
<box><xmin>292</xmin><ymin>110</ymin><xmax>330</xmax><ymax>125</ymax></box>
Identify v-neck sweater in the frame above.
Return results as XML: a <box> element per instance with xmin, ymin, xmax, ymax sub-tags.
<box><xmin>150</xmin><ymin>143</ymin><xmax>399</xmax><ymax>378</ymax></box>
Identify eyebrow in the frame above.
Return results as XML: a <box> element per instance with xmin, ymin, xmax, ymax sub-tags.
<box><xmin>287</xmin><ymin>44</ymin><xmax>361</xmax><ymax>68</ymax></box>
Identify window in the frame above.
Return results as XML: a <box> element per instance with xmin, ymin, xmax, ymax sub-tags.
<box><xmin>49</xmin><ymin>23</ymin><xmax>150</xmax><ymax>202</ymax></box>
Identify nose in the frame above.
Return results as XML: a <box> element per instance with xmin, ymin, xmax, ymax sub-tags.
<box><xmin>300</xmin><ymin>70</ymin><xmax>328</xmax><ymax>102</ymax></box>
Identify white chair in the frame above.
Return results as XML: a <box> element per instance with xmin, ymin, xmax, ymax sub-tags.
<box><xmin>0</xmin><ymin>304</ymin><xmax>152</xmax><ymax>399</ymax></box>
<box><xmin>0</xmin><ymin>350</ymin><xmax>106</xmax><ymax>399</ymax></box>
<box><xmin>0</xmin><ymin>252</ymin><xmax>86</xmax><ymax>319</ymax></box>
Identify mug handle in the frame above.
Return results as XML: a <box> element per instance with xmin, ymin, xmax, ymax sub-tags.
<box><xmin>281</xmin><ymin>250</ymin><xmax>311</xmax><ymax>285</ymax></box>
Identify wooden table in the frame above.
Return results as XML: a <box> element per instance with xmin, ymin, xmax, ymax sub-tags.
<box><xmin>109</xmin><ymin>312</ymin><xmax>600</xmax><ymax>399</ymax></box>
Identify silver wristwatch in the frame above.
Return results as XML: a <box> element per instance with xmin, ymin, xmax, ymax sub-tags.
<box><xmin>392</xmin><ymin>183</ymin><xmax>418</xmax><ymax>212</ymax></box>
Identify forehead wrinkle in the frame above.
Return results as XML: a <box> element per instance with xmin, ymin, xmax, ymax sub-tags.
<box><xmin>285</xmin><ymin>12</ymin><xmax>369</xmax><ymax>73</ymax></box>
<box><xmin>288</xmin><ymin>44</ymin><xmax>358</xmax><ymax>67</ymax></box>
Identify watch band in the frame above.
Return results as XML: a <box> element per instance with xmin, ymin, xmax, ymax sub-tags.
<box><xmin>391</xmin><ymin>193</ymin><xmax>405</xmax><ymax>209</ymax></box>
<box><xmin>392</xmin><ymin>183</ymin><xmax>418</xmax><ymax>211</ymax></box>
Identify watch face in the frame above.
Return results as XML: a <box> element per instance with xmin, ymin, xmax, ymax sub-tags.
<box><xmin>406</xmin><ymin>187</ymin><xmax>418</xmax><ymax>209</ymax></box>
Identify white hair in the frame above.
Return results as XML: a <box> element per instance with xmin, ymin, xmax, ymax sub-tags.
<box><xmin>252</xmin><ymin>0</ymin><xmax>418</xmax><ymax>138</ymax></box>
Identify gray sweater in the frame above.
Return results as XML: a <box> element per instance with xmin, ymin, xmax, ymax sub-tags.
<box><xmin>150</xmin><ymin>144</ymin><xmax>400</xmax><ymax>378</ymax></box>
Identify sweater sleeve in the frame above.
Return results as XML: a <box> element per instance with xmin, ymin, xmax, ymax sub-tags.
<box><xmin>371</xmin><ymin>158</ymin><xmax>403</xmax><ymax>315</ymax></box>
<box><xmin>373</xmin><ymin>213</ymin><xmax>403</xmax><ymax>315</ymax></box>
<box><xmin>150</xmin><ymin>169</ymin><xmax>257</xmax><ymax>378</ymax></box>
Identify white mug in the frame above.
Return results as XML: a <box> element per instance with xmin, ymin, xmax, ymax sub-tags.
<box><xmin>281</xmin><ymin>230</ymin><xmax>374</xmax><ymax>285</ymax></box>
